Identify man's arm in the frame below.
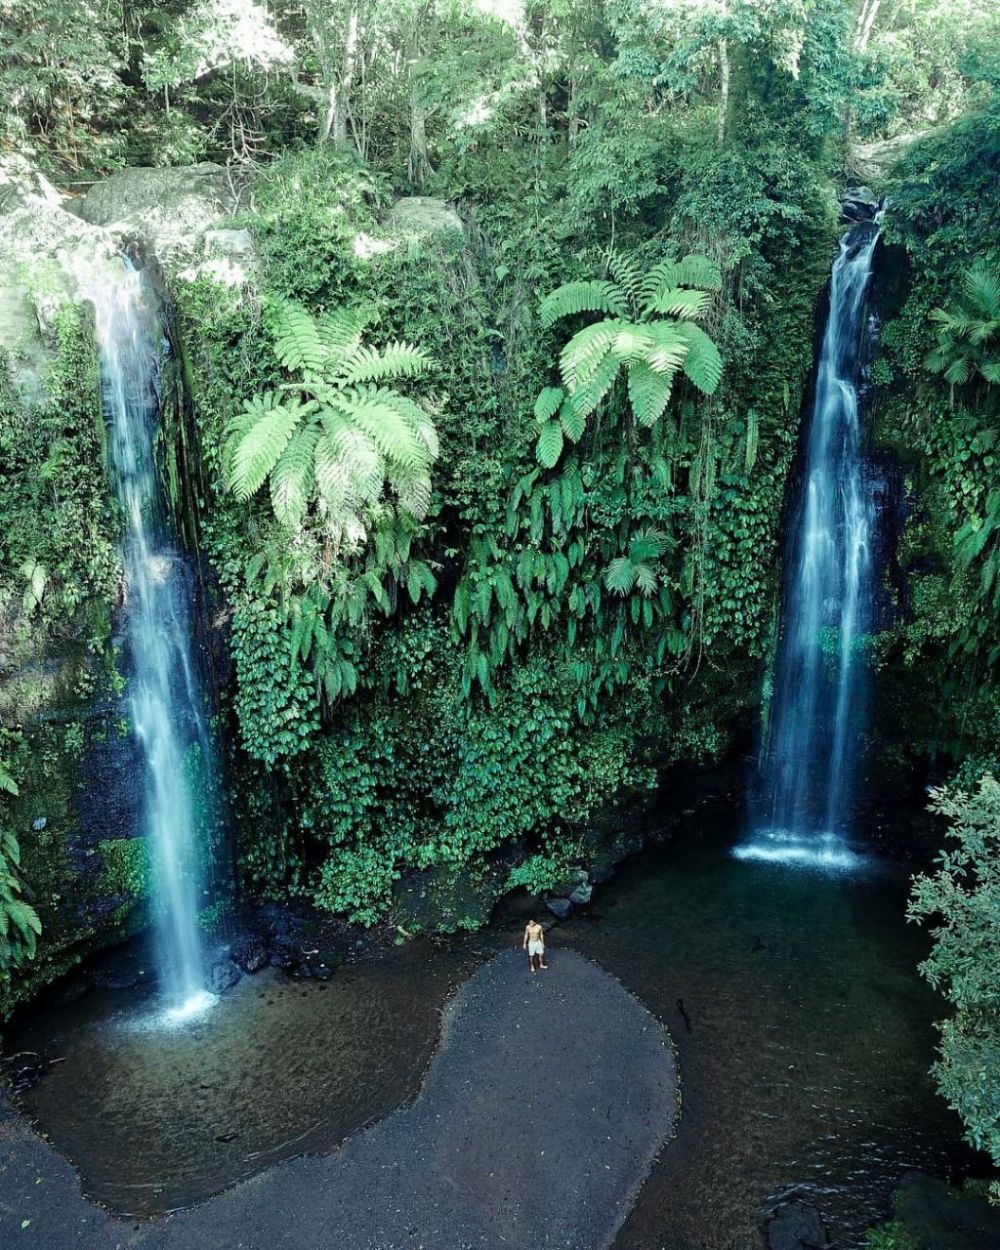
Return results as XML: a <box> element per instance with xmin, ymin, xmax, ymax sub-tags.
<box><xmin>522</xmin><ymin>925</ymin><xmax>529</xmax><ymax>948</ymax></box>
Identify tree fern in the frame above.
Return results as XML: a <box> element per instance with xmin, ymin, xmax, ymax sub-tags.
<box><xmin>225</xmin><ymin>303</ymin><xmax>438</xmax><ymax>546</ymax></box>
<box><xmin>532</xmin><ymin>252</ymin><xmax>722</xmax><ymax>468</ymax></box>
<box><xmin>925</xmin><ymin>261</ymin><xmax>1000</xmax><ymax>392</ymax></box>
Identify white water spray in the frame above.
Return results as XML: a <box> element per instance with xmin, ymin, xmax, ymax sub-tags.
<box><xmin>738</xmin><ymin>220</ymin><xmax>881</xmax><ymax>870</ymax></box>
<box><xmin>91</xmin><ymin>259</ymin><xmax>215</xmax><ymax>1018</ymax></box>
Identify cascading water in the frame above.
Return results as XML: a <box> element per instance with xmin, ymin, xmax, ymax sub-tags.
<box><xmin>737</xmin><ymin>218</ymin><xmax>881</xmax><ymax>869</ymax></box>
<box><xmin>91</xmin><ymin>258</ymin><xmax>215</xmax><ymax>1020</ymax></box>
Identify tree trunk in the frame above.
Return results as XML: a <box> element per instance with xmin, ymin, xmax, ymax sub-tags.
<box><xmin>717</xmin><ymin>38</ymin><xmax>730</xmax><ymax>147</ymax></box>
<box><xmin>407</xmin><ymin>94</ymin><xmax>433</xmax><ymax>186</ymax></box>
<box><xmin>854</xmin><ymin>0</ymin><xmax>881</xmax><ymax>52</ymax></box>
<box><xmin>308</xmin><ymin>0</ymin><xmax>361</xmax><ymax>150</ymax></box>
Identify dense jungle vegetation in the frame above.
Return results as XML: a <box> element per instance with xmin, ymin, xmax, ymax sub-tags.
<box><xmin>1</xmin><ymin>0</ymin><xmax>999</xmax><ymax>1205</ymax></box>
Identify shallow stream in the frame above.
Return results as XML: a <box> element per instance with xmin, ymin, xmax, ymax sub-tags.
<box><xmin>6</xmin><ymin>804</ymin><xmax>979</xmax><ymax>1248</ymax></box>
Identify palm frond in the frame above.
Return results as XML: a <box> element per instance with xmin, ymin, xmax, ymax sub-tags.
<box><xmin>963</xmin><ymin>263</ymin><xmax>1000</xmax><ymax>321</ymax></box>
<box><xmin>604</xmin><ymin>557</ymin><xmax>636</xmax><ymax>596</ymax></box>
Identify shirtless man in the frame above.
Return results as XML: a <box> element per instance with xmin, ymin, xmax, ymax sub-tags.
<box><xmin>523</xmin><ymin>918</ymin><xmax>548</xmax><ymax>972</ymax></box>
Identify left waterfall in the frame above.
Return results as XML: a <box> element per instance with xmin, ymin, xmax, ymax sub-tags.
<box><xmin>92</xmin><ymin>258</ymin><xmax>214</xmax><ymax>1021</ymax></box>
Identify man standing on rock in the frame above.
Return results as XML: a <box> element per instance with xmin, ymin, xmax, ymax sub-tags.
<box><xmin>523</xmin><ymin>918</ymin><xmax>548</xmax><ymax>972</ymax></box>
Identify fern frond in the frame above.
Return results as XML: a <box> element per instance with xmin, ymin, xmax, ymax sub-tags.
<box><xmin>534</xmin><ymin>386</ymin><xmax>565</xmax><ymax>424</ymax></box>
<box><xmin>268</xmin><ymin>300</ymin><xmax>330</xmax><ymax>378</ymax></box>
<box><xmin>607</xmin><ymin>252</ymin><xmax>643</xmax><ymax>303</ymax></box>
<box><xmin>230</xmin><ymin>394</ymin><xmax>311</xmax><ymax>502</ymax></box>
<box><xmin>559</xmin><ymin>397</ymin><xmax>586</xmax><ymax>442</ymax></box>
<box><xmin>337</xmin><ymin>342</ymin><xmax>432</xmax><ymax>385</ymax></box>
<box><xmin>539</xmin><ymin>280</ymin><xmax>627</xmax><ymax>329</ymax></box>
<box><xmin>604</xmin><ymin>557</ymin><xmax>635</xmax><ymax>596</ymax></box>
<box><xmin>611</xmin><ymin>324</ymin><xmax>655</xmax><ymax>361</ymax></box>
<box><xmin>559</xmin><ymin>320</ymin><xmax>623</xmax><ymax>390</ymax></box>
<box><xmin>627</xmin><ymin>361</ymin><xmax>673</xmax><ymax>427</ymax></box>
<box><xmin>566</xmin><ymin>348</ymin><xmax>622</xmax><ymax>421</ymax></box>
<box><xmin>269</xmin><ymin>424</ymin><xmax>319</xmax><ymax>529</ymax></box>
<box><xmin>321</xmin><ymin>411</ymin><xmax>384</xmax><ymax>503</ymax></box>
<box><xmin>640</xmin><ymin>254</ymin><xmax>721</xmax><ymax>311</ymax></box>
<box><xmin>394</xmin><ymin>467</ymin><xmax>434</xmax><ymax>520</ymax></box>
<box><xmin>675</xmin><ymin>322</ymin><xmax>723</xmax><ymax>394</ymax></box>
<box><xmin>536</xmin><ymin>419</ymin><xmax>564</xmax><ymax>469</ymax></box>
<box><xmin>314</xmin><ymin>428</ymin><xmax>356</xmax><ymax>518</ymax></box>
<box><xmin>316</xmin><ymin>306</ymin><xmax>376</xmax><ymax>352</ymax></box>
<box><xmin>644</xmin><ymin>287</ymin><xmax>712</xmax><ymax>320</ymax></box>
<box><xmin>339</xmin><ymin>388</ymin><xmax>429</xmax><ymax>472</ymax></box>
<box><xmin>644</xmin><ymin>323</ymin><xmax>688</xmax><ymax>375</ymax></box>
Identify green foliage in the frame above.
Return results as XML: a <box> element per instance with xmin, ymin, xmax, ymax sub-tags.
<box><xmin>534</xmin><ymin>251</ymin><xmax>722</xmax><ymax>465</ymax></box>
<box><xmin>224</xmin><ymin>298</ymin><xmax>438</xmax><ymax>538</ymax></box>
<box><xmin>925</xmin><ymin>262</ymin><xmax>1000</xmax><ymax>389</ymax></box>
<box><xmin>0</xmin><ymin>762</ymin><xmax>42</xmax><ymax>984</ymax></box>
<box><xmin>909</xmin><ymin>776</ymin><xmax>1000</xmax><ymax>1185</ymax></box>
<box><xmin>506</xmin><ymin>854</ymin><xmax>575</xmax><ymax>897</ymax></box>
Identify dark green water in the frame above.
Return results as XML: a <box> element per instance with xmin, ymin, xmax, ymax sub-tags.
<box><xmin>7</xmin><ymin>806</ymin><xmax>979</xmax><ymax>1247</ymax></box>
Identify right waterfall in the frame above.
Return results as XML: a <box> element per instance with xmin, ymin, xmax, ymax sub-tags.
<box><xmin>740</xmin><ymin>217</ymin><xmax>882</xmax><ymax>868</ymax></box>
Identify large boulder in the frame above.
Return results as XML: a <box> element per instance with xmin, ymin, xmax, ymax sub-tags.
<box><xmin>386</xmin><ymin>196</ymin><xmax>463</xmax><ymax>239</ymax></box>
<box><xmin>72</xmin><ymin>163</ymin><xmax>240</xmax><ymax>262</ymax></box>
<box><xmin>0</xmin><ymin>159</ymin><xmax>119</xmax><ymax>401</ymax></box>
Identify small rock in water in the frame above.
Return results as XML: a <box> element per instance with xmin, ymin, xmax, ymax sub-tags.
<box><xmin>766</xmin><ymin>1199</ymin><xmax>830</xmax><ymax>1250</ymax></box>
<box><xmin>210</xmin><ymin>959</ymin><xmax>241</xmax><ymax>995</ymax></box>
<box><xmin>230</xmin><ymin>933</ymin><xmax>268</xmax><ymax>974</ymax></box>
<box><xmin>568</xmin><ymin>881</ymin><xmax>593</xmax><ymax>907</ymax></box>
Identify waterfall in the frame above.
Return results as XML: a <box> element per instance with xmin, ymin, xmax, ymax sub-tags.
<box><xmin>738</xmin><ymin>220</ymin><xmax>881</xmax><ymax>869</ymax></box>
<box><xmin>91</xmin><ymin>259</ymin><xmax>215</xmax><ymax>1019</ymax></box>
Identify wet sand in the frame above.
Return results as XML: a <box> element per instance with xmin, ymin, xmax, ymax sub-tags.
<box><xmin>0</xmin><ymin>948</ymin><xmax>677</xmax><ymax>1250</ymax></box>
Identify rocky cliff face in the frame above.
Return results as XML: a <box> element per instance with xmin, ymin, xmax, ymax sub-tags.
<box><xmin>0</xmin><ymin>159</ymin><xmax>247</xmax><ymax>1017</ymax></box>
